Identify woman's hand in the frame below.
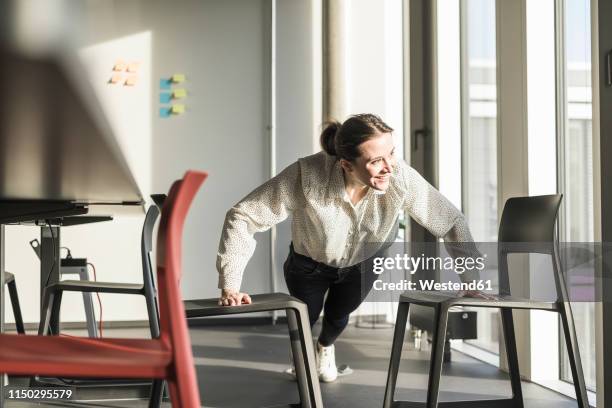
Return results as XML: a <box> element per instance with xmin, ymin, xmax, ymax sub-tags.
<box><xmin>459</xmin><ymin>289</ymin><xmax>496</xmax><ymax>300</ymax></box>
<box><xmin>218</xmin><ymin>289</ymin><xmax>252</xmax><ymax>306</ymax></box>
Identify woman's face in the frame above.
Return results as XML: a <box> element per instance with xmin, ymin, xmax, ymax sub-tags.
<box><xmin>341</xmin><ymin>132</ymin><xmax>396</xmax><ymax>191</ymax></box>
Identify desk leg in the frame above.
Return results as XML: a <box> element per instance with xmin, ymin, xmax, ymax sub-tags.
<box><xmin>1</xmin><ymin>224</ymin><xmax>5</xmax><ymax>408</ymax></box>
<box><xmin>40</xmin><ymin>226</ymin><xmax>60</xmax><ymax>335</ymax></box>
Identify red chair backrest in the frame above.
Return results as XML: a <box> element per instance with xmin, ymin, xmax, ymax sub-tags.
<box><xmin>156</xmin><ymin>170</ymin><xmax>207</xmax><ymax>402</ymax></box>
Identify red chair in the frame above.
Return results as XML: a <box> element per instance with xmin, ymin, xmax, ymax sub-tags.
<box><xmin>0</xmin><ymin>170</ymin><xmax>206</xmax><ymax>408</ymax></box>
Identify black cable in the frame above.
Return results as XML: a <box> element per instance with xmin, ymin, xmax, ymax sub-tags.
<box><xmin>60</xmin><ymin>246</ymin><xmax>72</xmax><ymax>259</ymax></box>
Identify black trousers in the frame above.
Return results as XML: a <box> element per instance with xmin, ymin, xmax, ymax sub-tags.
<box><xmin>283</xmin><ymin>243</ymin><xmax>381</xmax><ymax>347</ymax></box>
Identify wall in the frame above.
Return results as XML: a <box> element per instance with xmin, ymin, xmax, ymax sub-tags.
<box><xmin>273</xmin><ymin>0</ymin><xmax>323</xmax><ymax>293</ymax></box>
<box><xmin>3</xmin><ymin>0</ymin><xmax>325</xmax><ymax>324</ymax></box>
<box><xmin>4</xmin><ymin>0</ymin><xmax>278</xmax><ymax>324</ymax></box>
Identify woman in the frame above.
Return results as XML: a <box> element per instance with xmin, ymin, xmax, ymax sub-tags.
<box><xmin>216</xmin><ymin>113</ymin><xmax>482</xmax><ymax>382</ymax></box>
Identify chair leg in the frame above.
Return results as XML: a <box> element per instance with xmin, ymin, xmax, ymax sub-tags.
<box><xmin>143</xmin><ymin>285</ymin><xmax>164</xmax><ymax>408</ymax></box>
<box><xmin>167</xmin><ymin>373</ymin><xmax>199</xmax><ymax>408</ymax></box>
<box><xmin>79</xmin><ymin>266</ymin><xmax>98</xmax><ymax>338</ymax></box>
<box><xmin>148</xmin><ymin>379</ymin><xmax>164</xmax><ymax>408</ymax></box>
<box><xmin>500</xmin><ymin>308</ymin><xmax>524</xmax><ymax>407</ymax></box>
<box><xmin>39</xmin><ymin>290</ymin><xmax>63</xmax><ymax>336</ymax></box>
<box><xmin>38</xmin><ymin>291</ymin><xmax>54</xmax><ymax>335</ymax></box>
<box><xmin>383</xmin><ymin>301</ymin><xmax>410</xmax><ymax>408</ymax></box>
<box><xmin>426</xmin><ymin>305</ymin><xmax>449</xmax><ymax>408</ymax></box>
<box><xmin>287</xmin><ymin>305</ymin><xmax>323</xmax><ymax>408</ymax></box>
<box><xmin>559</xmin><ymin>303</ymin><xmax>589</xmax><ymax>408</ymax></box>
<box><xmin>167</xmin><ymin>379</ymin><xmax>181</xmax><ymax>408</ymax></box>
<box><xmin>6</xmin><ymin>279</ymin><xmax>25</xmax><ymax>334</ymax></box>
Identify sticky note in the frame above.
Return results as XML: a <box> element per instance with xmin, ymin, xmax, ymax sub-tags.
<box><xmin>159</xmin><ymin>107</ymin><xmax>171</xmax><ymax>118</ymax></box>
<box><xmin>113</xmin><ymin>61</ymin><xmax>126</xmax><ymax>71</ymax></box>
<box><xmin>159</xmin><ymin>79</ymin><xmax>172</xmax><ymax>89</ymax></box>
<box><xmin>173</xmin><ymin>89</ymin><xmax>187</xmax><ymax>99</ymax></box>
<box><xmin>124</xmin><ymin>76</ymin><xmax>137</xmax><ymax>86</ymax></box>
<box><xmin>127</xmin><ymin>62</ymin><xmax>139</xmax><ymax>73</ymax></box>
<box><xmin>159</xmin><ymin>92</ymin><xmax>172</xmax><ymax>103</ymax></box>
<box><xmin>171</xmin><ymin>104</ymin><xmax>185</xmax><ymax>114</ymax></box>
<box><xmin>172</xmin><ymin>73</ymin><xmax>186</xmax><ymax>83</ymax></box>
<box><xmin>109</xmin><ymin>74</ymin><xmax>123</xmax><ymax>84</ymax></box>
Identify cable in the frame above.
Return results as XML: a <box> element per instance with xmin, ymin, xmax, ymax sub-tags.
<box><xmin>87</xmin><ymin>262</ymin><xmax>103</xmax><ymax>338</ymax></box>
<box><xmin>60</xmin><ymin>246</ymin><xmax>72</xmax><ymax>259</ymax></box>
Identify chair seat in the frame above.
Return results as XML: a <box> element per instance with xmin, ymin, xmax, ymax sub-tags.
<box><xmin>50</xmin><ymin>280</ymin><xmax>144</xmax><ymax>294</ymax></box>
<box><xmin>400</xmin><ymin>291</ymin><xmax>558</xmax><ymax>311</ymax></box>
<box><xmin>0</xmin><ymin>334</ymin><xmax>171</xmax><ymax>378</ymax></box>
<box><xmin>184</xmin><ymin>292</ymin><xmax>304</xmax><ymax>318</ymax></box>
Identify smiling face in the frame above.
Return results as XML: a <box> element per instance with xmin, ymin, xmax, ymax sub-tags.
<box><xmin>340</xmin><ymin>131</ymin><xmax>396</xmax><ymax>191</ymax></box>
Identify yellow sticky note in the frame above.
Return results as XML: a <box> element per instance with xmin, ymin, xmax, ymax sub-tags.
<box><xmin>172</xmin><ymin>73</ymin><xmax>186</xmax><ymax>83</ymax></box>
<box><xmin>109</xmin><ymin>74</ymin><xmax>123</xmax><ymax>84</ymax></box>
<box><xmin>171</xmin><ymin>104</ymin><xmax>185</xmax><ymax>114</ymax></box>
<box><xmin>173</xmin><ymin>89</ymin><xmax>187</xmax><ymax>99</ymax></box>
<box><xmin>124</xmin><ymin>76</ymin><xmax>138</xmax><ymax>86</ymax></box>
<box><xmin>127</xmin><ymin>62</ymin><xmax>139</xmax><ymax>73</ymax></box>
<box><xmin>113</xmin><ymin>61</ymin><xmax>126</xmax><ymax>71</ymax></box>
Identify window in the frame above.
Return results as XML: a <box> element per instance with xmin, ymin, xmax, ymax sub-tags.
<box><xmin>527</xmin><ymin>0</ymin><xmax>596</xmax><ymax>400</ymax></box>
<box><xmin>437</xmin><ymin>0</ymin><xmax>499</xmax><ymax>357</ymax></box>
<box><xmin>558</xmin><ymin>0</ymin><xmax>595</xmax><ymax>391</ymax></box>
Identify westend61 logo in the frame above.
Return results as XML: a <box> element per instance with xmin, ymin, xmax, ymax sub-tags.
<box><xmin>372</xmin><ymin>253</ymin><xmax>486</xmax><ymax>275</ymax></box>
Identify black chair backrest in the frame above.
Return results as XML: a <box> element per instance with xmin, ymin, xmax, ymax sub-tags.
<box><xmin>497</xmin><ymin>194</ymin><xmax>567</xmax><ymax>301</ymax></box>
<box><xmin>498</xmin><ymin>194</ymin><xmax>563</xmax><ymax>246</ymax></box>
<box><xmin>141</xmin><ymin>204</ymin><xmax>161</xmax><ymax>337</ymax></box>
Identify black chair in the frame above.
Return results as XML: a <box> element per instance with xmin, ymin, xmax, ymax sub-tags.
<box><xmin>4</xmin><ymin>272</ymin><xmax>25</xmax><ymax>334</ymax></box>
<box><xmin>383</xmin><ymin>194</ymin><xmax>589</xmax><ymax>408</ymax></box>
<box><xmin>39</xmin><ymin>203</ymin><xmax>165</xmax><ymax>407</ymax></box>
<box><xmin>184</xmin><ymin>294</ymin><xmax>323</xmax><ymax>408</ymax></box>
<box><xmin>148</xmin><ymin>193</ymin><xmax>323</xmax><ymax>407</ymax></box>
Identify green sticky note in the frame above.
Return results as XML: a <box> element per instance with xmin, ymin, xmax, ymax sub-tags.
<box><xmin>172</xmin><ymin>73</ymin><xmax>186</xmax><ymax>83</ymax></box>
<box><xmin>171</xmin><ymin>104</ymin><xmax>185</xmax><ymax>114</ymax></box>
<box><xmin>173</xmin><ymin>88</ymin><xmax>187</xmax><ymax>99</ymax></box>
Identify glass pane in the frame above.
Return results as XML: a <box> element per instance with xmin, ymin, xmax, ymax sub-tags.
<box><xmin>558</xmin><ymin>0</ymin><xmax>595</xmax><ymax>391</ymax></box>
<box><xmin>437</xmin><ymin>0</ymin><xmax>499</xmax><ymax>356</ymax></box>
<box><xmin>461</xmin><ymin>0</ymin><xmax>499</xmax><ymax>354</ymax></box>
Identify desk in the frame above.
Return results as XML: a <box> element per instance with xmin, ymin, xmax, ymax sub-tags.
<box><xmin>0</xmin><ymin>47</ymin><xmax>144</xmax><ymax>406</ymax></box>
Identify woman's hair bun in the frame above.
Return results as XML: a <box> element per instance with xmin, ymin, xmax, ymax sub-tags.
<box><xmin>320</xmin><ymin>121</ymin><xmax>341</xmax><ymax>156</ymax></box>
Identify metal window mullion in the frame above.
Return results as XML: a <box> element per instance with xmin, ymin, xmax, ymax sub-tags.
<box><xmin>555</xmin><ymin>0</ymin><xmax>568</xmax><ymax>242</ymax></box>
<box><xmin>459</xmin><ymin>0</ymin><xmax>469</xmax><ymax>219</ymax></box>
<box><xmin>270</xmin><ymin>0</ymin><xmax>278</xmax><ymax>324</ymax></box>
<box><xmin>554</xmin><ymin>0</ymin><xmax>570</xmax><ymax>383</ymax></box>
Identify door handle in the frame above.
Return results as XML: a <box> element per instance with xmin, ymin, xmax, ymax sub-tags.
<box><xmin>413</xmin><ymin>128</ymin><xmax>431</xmax><ymax>150</ymax></box>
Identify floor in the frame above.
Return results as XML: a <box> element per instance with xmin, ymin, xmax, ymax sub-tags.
<box><xmin>6</xmin><ymin>322</ymin><xmax>578</xmax><ymax>407</ymax></box>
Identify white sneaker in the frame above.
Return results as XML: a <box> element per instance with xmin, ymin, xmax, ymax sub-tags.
<box><xmin>316</xmin><ymin>342</ymin><xmax>338</xmax><ymax>382</ymax></box>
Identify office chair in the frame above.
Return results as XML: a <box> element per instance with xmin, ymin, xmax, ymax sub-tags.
<box><xmin>30</xmin><ymin>239</ymin><xmax>100</xmax><ymax>338</ymax></box>
<box><xmin>4</xmin><ymin>272</ymin><xmax>25</xmax><ymax>334</ymax></box>
<box><xmin>151</xmin><ymin>194</ymin><xmax>323</xmax><ymax>408</ymax></box>
<box><xmin>383</xmin><ymin>194</ymin><xmax>589</xmax><ymax>408</ymax></box>
<box><xmin>39</xmin><ymin>201</ymin><xmax>164</xmax><ymax>405</ymax></box>
<box><xmin>0</xmin><ymin>170</ymin><xmax>206</xmax><ymax>408</ymax></box>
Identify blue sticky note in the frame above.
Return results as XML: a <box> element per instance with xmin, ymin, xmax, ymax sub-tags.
<box><xmin>159</xmin><ymin>107</ymin><xmax>171</xmax><ymax>118</ymax></box>
<box><xmin>159</xmin><ymin>92</ymin><xmax>172</xmax><ymax>103</ymax></box>
<box><xmin>159</xmin><ymin>78</ymin><xmax>172</xmax><ymax>89</ymax></box>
